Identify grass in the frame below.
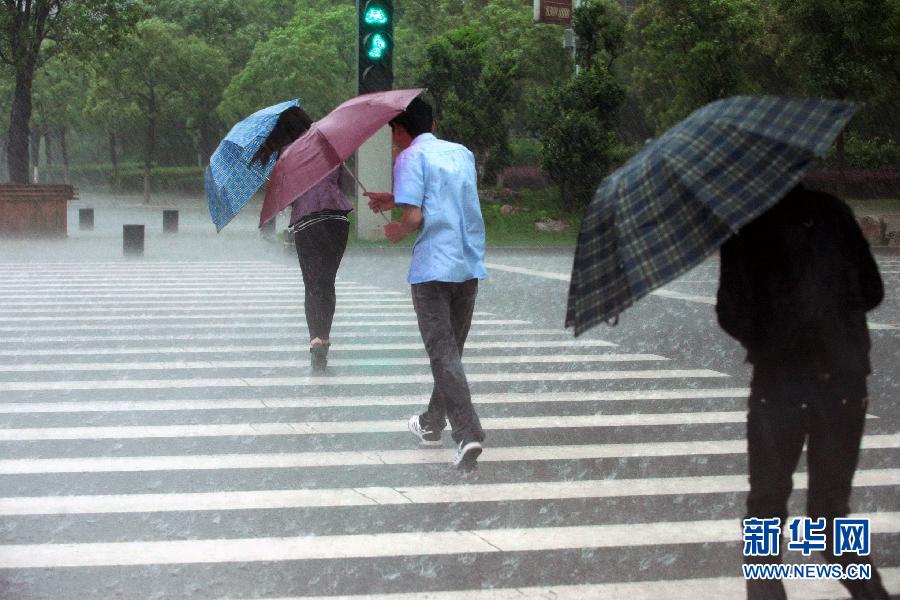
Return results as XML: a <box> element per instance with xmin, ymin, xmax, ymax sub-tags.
<box><xmin>344</xmin><ymin>187</ymin><xmax>580</xmax><ymax>248</ymax></box>
<box><xmin>341</xmin><ymin>194</ymin><xmax>900</xmax><ymax>249</ymax></box>
<box><xmin>348</xmin><ymin>188</ymin><xmax>581</xmax><ymax>248</ymax></box>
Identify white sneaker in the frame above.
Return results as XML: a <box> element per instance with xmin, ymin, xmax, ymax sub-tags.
<box><xmin>452</xmin><ymin>440</ymin><xmax>483</xmax><ymax>470</ymax></box>
<box><xmin>408</xmin><ymin>415</ymin><xmax>442</xmax><ymax>446</ymax></box>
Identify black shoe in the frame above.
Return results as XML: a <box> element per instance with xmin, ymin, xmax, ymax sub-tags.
<box><xmin>310</xmin><ymin>344</ymin><xmax>328</xmax><ymax>371</ymax></box>
<box><xmin>452</xmin><ymin>439</ymin><xmax>483</xmax><ymax>471</ymax></box>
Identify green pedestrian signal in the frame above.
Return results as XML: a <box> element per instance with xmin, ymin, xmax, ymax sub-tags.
<box><xmin>364</xmin><ymin>7</ymin><xmax>389</xmax><ymax>25</ymax></box>
<box><xmin>357</xmin><ymin>0</ymin><xmax>393</xmax><ymax>93</ymax></box>
<box><xmin>366</xmin><ymin>33</ymin><xmax>388</xmax><ymax>59</ymax></box>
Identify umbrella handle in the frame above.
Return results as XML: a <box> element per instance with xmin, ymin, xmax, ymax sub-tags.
<box><xmin>342</xmin><ymin>162</ymin><xmax>391</xmax><ymax>224</ymax></box>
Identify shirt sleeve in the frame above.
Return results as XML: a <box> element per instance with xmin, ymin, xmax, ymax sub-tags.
<box><xmin>393</xmin><ymin>151</ymin><xmax>425</xmax><ymax>208</ymax></box>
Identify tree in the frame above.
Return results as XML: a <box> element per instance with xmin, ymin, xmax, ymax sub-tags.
<box><xmin>537</xmin><ymin>0</ymin><xmax>626</xmax><ymax>213</ymax></box>
<box><xmin>573</xmin><ymin>0</ymin><xmax>626</xmax><ymax>68</ymax></box>
<box><xmin>539</xmin><ymin>61</ymin><xmax>624</xmax><ymax>213</ymax></box>
<box><xmin>149</xmin><ymin>0</ymin><xmax>293</xmax><ymax>162</ymax></box>
<box><xmin>91</xmin><ymin>18</ymin><xmax>227</xmax><ymax>202</ymax></box>
<box><xmin>31</xmin><ymin>52</ymin><xmax>88</xmax><ymax>183</ymax></box>
<box><xmin>0</xmin><ymin>0</ymin><xmax>142</xmax><ymax>182</ymax></box>
<box><xmin>764</xmin><ymin>0</ymin><xmax>900</xmax><ymax>168</ymax></box>
<box><xmin>218</xmin><ymin>2</ymin><xmax>355</xmax><ymax>122</ymax></box>
<box><xmin>393</xmin><ymin>0</ymin><xmax>467</xmax><ymax>89</ymax></box>
<box><xmin>623</xmin><ymin>0</ymin><xmax>761</xmax><ymax>131</ymax></box>
<box><xmin>419</xmin><ymin>25</ymin><xmax>520</xmax><ymax>181</ymax></box>
<box><xmin>473</xmin><ymin>0</ymin><xmax>573</xmax><ymax>137</ymax></box>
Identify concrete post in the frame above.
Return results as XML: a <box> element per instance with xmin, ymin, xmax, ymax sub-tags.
<box><xmin>79</xmin><ymin>208</ymin><xmax>94</xmax><ymax>231</ymax></box>
<box><xmin>355</xmin><ymin>126</ymin><xmax>392</xmax><ymax>241</ymax></box>
<box><xmin>123</xmin><ymin>225</ymin><xmax>144</xmax><ymax>257</ymax></box>
<box><xmin>163</xmin><ymin>210</ymin><xmax>178</xmax><ymax>233</ymax></box>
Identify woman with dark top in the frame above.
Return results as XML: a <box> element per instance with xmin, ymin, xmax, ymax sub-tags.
<box><xmin>252</xmin><ymin>106</ymin><xmax>352</xmax><ymax>371</ymax></box>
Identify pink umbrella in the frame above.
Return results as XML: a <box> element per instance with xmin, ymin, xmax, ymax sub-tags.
<box><xmin>259</xmin><ymin>88</ymin><xmax>426</xmax><ymax>227</ymax></box>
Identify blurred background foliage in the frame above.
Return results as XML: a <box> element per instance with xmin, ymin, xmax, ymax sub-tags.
<box><xmin>2</xmin><ymin>0</ymin><xmax>898</xmax><ymax>210</ymax></box>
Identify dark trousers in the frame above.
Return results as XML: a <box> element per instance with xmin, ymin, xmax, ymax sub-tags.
<box><xmin>411</xmin><ymin>279</ymin><xmax>484</xmax><ymax>445</ymax></box>
<box><xmin>744</xmin><ymin>371</ymin><xmax>887</xmax><ymax>599</ymax></box>
<box><xmin>294</xmin><ymin>218</ymin><xmax>349</xmax><ymax>341</ymax></box>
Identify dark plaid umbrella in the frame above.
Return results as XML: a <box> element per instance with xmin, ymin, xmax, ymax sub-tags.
<box><xmin>566</xmin><ymin>95</ymin><xmax>855</xmax><ymax>336</ymax></box>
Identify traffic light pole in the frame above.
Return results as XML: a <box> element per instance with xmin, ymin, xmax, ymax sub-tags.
<box><xmin>354</xmin><ymin>126</ymin><xmax>393</xmax><ymax>241</ymax></box>
<box><xmin>355</xmin><ymin>0</ymin><xmax>394</xmax><ymax>241</ymax></box>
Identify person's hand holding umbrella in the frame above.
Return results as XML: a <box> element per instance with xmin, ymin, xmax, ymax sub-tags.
<box><xmin>365</xmin><ymin>191</ymin><xmax>421</xmax><ymax>243</ymax></box>
<box><xmin>364</xmin><ymin>190</ymin><xmax>394</xmax><ymax>223</ymax></box>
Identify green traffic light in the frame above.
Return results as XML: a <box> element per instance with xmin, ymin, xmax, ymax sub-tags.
<box><xmin>367</xmin><ymin>33</ymin><xmax>388</xmax><ymax>59</ymax></box>
<box><xmin>364</xmin><ymin>7</ymin><xmax>389</xmax><ymax>25</ymax></box>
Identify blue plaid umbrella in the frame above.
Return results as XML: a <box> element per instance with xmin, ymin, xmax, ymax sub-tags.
<box><xmin>205</xmin><ymin>99</ymin><xmax>300</xmax><ymax>231</ymax></box>
<box><xmin>566</xmin><ymin>95</ymin><xmax>855</xmax><ymax>335</ymax></box>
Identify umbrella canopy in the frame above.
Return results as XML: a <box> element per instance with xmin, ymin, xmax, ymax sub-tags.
<box><xmin>205</xmin><ymin>99</ymin><xmax>300</xmax><ymax>232</ymax></box>
<box><xmin>566</xmin><ymin>95</ymin><xmax>856</xmax><ymax>336</ymax></box>
<box><xmin>260</xmin><ymin>88</ymin><xmax>425</xmax><ymax>227</ymax></box>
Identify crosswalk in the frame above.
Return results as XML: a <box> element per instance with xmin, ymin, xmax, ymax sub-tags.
<box><xmin>0</xmin><ymin>259</ymin><xmax>896</xmax><ymax>599</ymax></box>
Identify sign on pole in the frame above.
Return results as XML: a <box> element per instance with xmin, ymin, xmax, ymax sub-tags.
<box><xmin>533</xmin><ymin>0</ymin><xmax>573</xmax><ymax>26</ymax></box>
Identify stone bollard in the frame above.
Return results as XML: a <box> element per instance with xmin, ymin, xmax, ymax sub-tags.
<box><xmin>78</xmin><ymin>208</ymin><xmax>94</xmax><ymax>231</ymax></box>
<box><xmin>163</xmin><ymin>210</ymin><xmax>179</xmax><ymax>233</ymax></box>
<box><xmin>858</xmin><ymin>216</ymin><xmax>886</xmax><ymax>246</ymax></box>
<box><xmin>123</xmin><ymin>225</ymin><xmax>144</xmax><ymax>257</ymax></box>
<box><xmin>885</xmin><ymin>215</ymin><xmax>900</xmax><ymax>247</ymax></box>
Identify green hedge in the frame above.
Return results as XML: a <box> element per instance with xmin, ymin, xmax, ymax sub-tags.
<box><xmin>43</xmin><ymin>163</ymin><xmax>205</xmax><ymax>193</ymax></box>
<box><xmin>507</xmin><ymin>138</ymin><xmax>543</xmax><ymax>166</ymax></box>
<box><xmin>821</xmin><ymin>135</ymin><xmax>900</xmax><ymax>171</ymax></box>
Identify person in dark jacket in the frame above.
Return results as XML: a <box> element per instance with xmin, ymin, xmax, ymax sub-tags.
<box><xmin>717</xmin><ymin>184</ymin><xmax>888</xmax><ymax>600</ymax></box>
<box><xmin>253</xmin><ymin>107</ymin><xmax>352</xmax><ymax>371</ymax></box>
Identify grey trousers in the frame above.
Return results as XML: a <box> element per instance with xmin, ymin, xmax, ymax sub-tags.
<box><xmin>411</xmin><ymin>279</ymin><xmax>484</xmax><ymax>444</ymax></box>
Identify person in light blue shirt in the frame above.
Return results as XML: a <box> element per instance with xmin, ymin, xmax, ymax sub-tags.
<box><xmin>366</xmin><ymin>97</ymin><xmax>487</xmax><ymax>471</ymax></box>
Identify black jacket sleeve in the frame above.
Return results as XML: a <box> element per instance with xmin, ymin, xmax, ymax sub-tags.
<box><xmin>716</xmin><ymin>234</ymin><xmax>757</xmax><ymax>348</ymax></box>
<box><xmin>834</xmin><ymin>199</ymin><xmax>883</xmax><ymax>312</ymax></box>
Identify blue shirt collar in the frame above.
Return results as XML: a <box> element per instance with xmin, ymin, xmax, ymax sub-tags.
<box><xmin>411</xmin><ymin>132</ymin><xmax>436</xmax><ymax>146</ymax></box>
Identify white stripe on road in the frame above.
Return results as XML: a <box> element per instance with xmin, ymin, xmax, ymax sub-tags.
<box><xmin>0</xmin><ymin>329</ymin><xmax>568</xmax><ymax>344</ymax></box>
<box><xmin>0</xmin><ymin>411</ymin><xmax>757</xmax><ymax>441</ymax></box>
<box><xmin>653</xmin><ymin>290</ymin><xmax>899</xmax><ymax>329</ymax></box>
<box><xmin>1</xmin><ymin>434</ymin><xmax>896</xmax><ymax>474</ymax></box>
<box><xmin>0</xmin><ymin>311</ymin><xmax>502</xmax><ymax>323</ymax></box>
<box><xmin>0</xmin><ymin>388</ymin><xmax>750</xmax><ymax>413</ymax></box>
<box><xmin>0</xmin><ymin>290</ymin><xmax>405</xmax><ymax>299</ymax></box>
<box><xmin>0</xmin><ymin>300</ymin><xmax>412</xmax><ymax>311</ymax></box>
<box><xmin>650</xmin><ymin>289</ymin><xmax>716</xmax><ymax>305</ymax></box>
<box><xmin>0</xmin><ymin>319</ymin><xmax>528</xmax><ymax>333</ymax></box>
<box><xmin>1</xmin><ymin>469</ymin><xmax>895</xmax><ymax>515</ymax></box>
<box><xmin>0</xmin><ymin>339</ymin><xmax>617</xmax><ymax>358</ymax></box>
<box><xmin>0</xmin><ymin>275</ymin><xmax>360</xmax><ymax>281</ymax></box>
<box><xmin>486</xmin><ymin>263</ymin><xmax>899</xmax><ymax>329</ymax></box>
<box><xmin>485</xmin><ymin>262</ymin><xmax>569</xmax><ymax>281</ymax></box>
<box><xmin>233</xmin><ymin>570</ymin><xmax>900</xmax><ymax>600</ymax></box>
<box><xmin>0</xmin><ymin>279</ymin><xmax>367</xmax><ymax>287</ymax></box>
<box><xmin>0</xmin><ymin>260</ymin><xmax>278</xmax><ymax>266</ymax></box>
<box><xmin>0</xmin><ymin>284</ymin><xmax>409</xmax><ymax>300</ymax></box>
<box><xmin>1</xmin><ymin>513</ymin><xmax>897</xmax><ymax>568</ymax></box>
<box><xmin>0</xmin><ymin>369</ymin><xmax>728</xmax><ymax>392</ymax></box>
<box><xmin>0</xmin><ymin>354</ymin><xmax>663</xmax><ymax>373</ymax></box>
<box><xmin>484</xmin><ymin>263</ymin><xmax>713</xmax><ymax>305</ymax></box>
